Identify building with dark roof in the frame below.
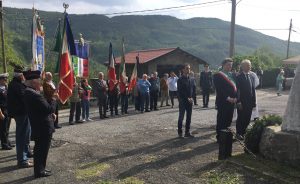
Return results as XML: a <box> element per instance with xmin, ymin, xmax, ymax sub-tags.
<box><xmin>113</xmin><ymin>47</ymin><xmax>208</xmax><ymax>77</ymax></box>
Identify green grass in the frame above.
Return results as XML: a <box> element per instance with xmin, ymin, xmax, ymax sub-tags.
<box><xmin>97</xmin><ymin>177</ymin><xmax>144</xmax><ymax>184</ymax></box>
<box><xmin>75</xmin><ymin>162</ymin><xmax>110</xmax><ymax>180</ymax></box>
<box><xmin>230</xmin><ymin>153</ymin><xmax>300</xmax><ymax>183</ymax></box>
<box><xmin>203</xmin><ymin>169</ymin><xmax>241</xmax><ymax>184</ymax></box>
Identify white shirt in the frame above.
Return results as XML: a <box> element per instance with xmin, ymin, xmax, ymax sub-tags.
<box><xmin>168</xmin><ymin>76</ymin><xmax>178</xmax><ymax>91</ymax></box>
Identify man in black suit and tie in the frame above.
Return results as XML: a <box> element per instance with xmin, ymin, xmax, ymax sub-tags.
<box><xmin>23</xmin><ymin>70</ymin><xmax>57</xmax><ymax>178</ymax></box>
<box><xmin>213</xmin><ymin>58</ymin><xmax>237</xmax><ymax>142</ymax></box>
<box><xmin>236</xmin><ymin>60</ymin><xmax>256</xmax><ymax>139</ymax></box>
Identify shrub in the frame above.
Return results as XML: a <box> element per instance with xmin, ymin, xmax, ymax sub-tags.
<box><xmin>245</xmin><ymin>114</ymin><xmax>282</xmax><ymax>154</ymax></box>
<box><xmin>261</xmin><ymin>68</ymin><xmax>281</xmax><ymax>88</ymax></box>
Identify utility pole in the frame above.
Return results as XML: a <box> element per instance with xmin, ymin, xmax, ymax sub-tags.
<box><xmin>286</xmin><ymin>19</ymin><xmax>292</xmax><ymax>59</ymax></box>
<box><xmin>229</xmin><ymin>0</ymin><xmax>236</xmax><ymax>58</ymax></box>
<box><xmin>0</xmin><ymin>0</ymin><xmax>6</xmax><ymax>73</ymax></box>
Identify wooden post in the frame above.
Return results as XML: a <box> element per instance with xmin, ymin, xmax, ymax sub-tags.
<box><xmin>0</xmin><ymin>0</ymin><xmax>7</xmax><ymax>73</ymax></box>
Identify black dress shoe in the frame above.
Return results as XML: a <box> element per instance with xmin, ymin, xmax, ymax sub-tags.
<box><xmin>178</xmin><ymin>133</ymin><xmax>183</xmax><ymax>139</ymax></box>
<box><xmin>184</xmin><ymin>133</ymin><xmax>195</xmax><ymax>138</ymax></box>
<box><xmin>8</xmin><ymin>142</ymin><xmax>15</xmax><ymax>147</ymax></box>
<box><xmin>145</xmin><ymin>110</ymin><xmax>150</xmax><ymax>112</ymax></box>
<box><xmin>35</xmin><ymin>171</ymin><xmax>52</xmax><ymax>178</ymax></box>
<box><xmin>18</xmin><ymin>161</ymin><xmax>34</xmax><ymax>168</ymax></box>
<box><xmin>54</xmin><ymin>124</ymin><xmax>62</xmax><ymax>129</ymax></box>
<box><xmin>103</xmin><ymin>116</ymin><xmax>109</xmax><ymax>118</ymax></box>
<box><xmin>2</xmin><ymin>145</ymin><xmax>13</xmax><ymax>150</ymax></box>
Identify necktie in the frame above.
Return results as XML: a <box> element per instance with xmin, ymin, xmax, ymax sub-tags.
<box><xmin>246</xmin><ymin>74</ymin><xmax>253</xmax><ymax>95</ymax></box>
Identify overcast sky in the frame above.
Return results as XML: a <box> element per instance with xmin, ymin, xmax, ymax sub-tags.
<box><xmin>5</xmin><ymin>0</ymin><xmax>300</xmax><ymax>43</ymax></box>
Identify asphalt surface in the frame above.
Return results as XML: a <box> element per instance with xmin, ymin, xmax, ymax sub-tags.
<box><xmin>0</xmin><ymin>89</ymin><xmax>289</xmax><ymax>184</ymax></box>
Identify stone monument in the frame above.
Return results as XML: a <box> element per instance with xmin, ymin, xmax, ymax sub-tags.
<box><xmin>282</xmin><ymin>63</ymin><xmax>300</xmax><ymax>132</ymax></box>
<box><xmin>259</xmin><ymin>63</ymin><xmax>300</xmax><ymax>167</ymax></box>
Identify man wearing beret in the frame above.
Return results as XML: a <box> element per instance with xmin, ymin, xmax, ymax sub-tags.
<box><xmin>7</xmin><ymin>66</ymin><xmax>33</xmax><ymax>168</ymax></box>
<box><xmin>23</xmin><ymin>70</ymin><xmax>57</xmax><ymax>178</ymax></box>
<box><xmin>0</xmin><ymin>73</ymin><xmax>12</xmax><ymax>150</ymax></box>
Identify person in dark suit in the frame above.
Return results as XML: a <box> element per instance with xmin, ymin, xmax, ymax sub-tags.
<box><xmin>177</xmin><ymin>63</ymin><xmax>194</xmax><ymax>138</ymax></box>
<box><xmin>213</xmin><ymin>58</ymin><xmax>237</xmax><ymax>142</ymax></box>
<box><xmin>23</xmin><ymin>70</ymin><xmax>57</xmax><ymax>178</ymax></box>
<box><xmin>8</xmin><ymin>66</ymin><xmax>33</xmax><ymax>168</ymax></box>
<box><xmin>149</xmin><ymin>72</ymin><xmax>160</xmax><ymax>111</ymax></box>
<box><xmin>236</xmin><ymin>60</ymin><xmax>256</xmax><ymax>139</ymax></box>
<box><xmin>200</xmin><ymin>64</ymin><xmax>213</xmax><ymax>108</ymax></box>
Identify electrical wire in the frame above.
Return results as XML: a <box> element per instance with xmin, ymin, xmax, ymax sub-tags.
<box><xmin>103</xmin><ymin>0</ymin><xmax>227</xmax><ymax>16</ymax></box>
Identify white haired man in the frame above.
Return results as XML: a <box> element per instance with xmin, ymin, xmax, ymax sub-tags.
<box><xmin>236</xmin><ymin>59</ymin><xmax>256</xmax><ymax>140</ymax></box>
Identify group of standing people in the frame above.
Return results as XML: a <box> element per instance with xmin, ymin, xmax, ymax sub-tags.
<box><xmin>174</xmin><ymin>58</ymin><xmax>258</xmax><ymax>143</ymax></box>
<box><xmin>0</xmin><ymin>67</ymin><xmax>60</xmax><ymax>178</ymax></box>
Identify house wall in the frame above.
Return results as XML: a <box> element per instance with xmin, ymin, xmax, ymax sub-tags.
<box><xmin>147</xmin><ymin>50</ymin><xmax>202</xmax><ymax>75</ymax></box>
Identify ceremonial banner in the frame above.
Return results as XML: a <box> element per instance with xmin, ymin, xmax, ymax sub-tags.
<box><xmin>108</xmin><ymin>43</ymin><xmax>117</xmax><ymax>91</ymax></box>
<box><xmin>119</xmin><ymin>38</ymin><xmax>126</xmax><ymax>83</ymax></box>
<box><xmin>58</xmin><ymin>13</ymin><xmax>76</xmax><ymax>104</ymax></box>
<box><xmin>72</xmin><ymin>41</ymin><xmax>89</xmax><ymax>77</ymax></box>
<box><xmin>72</xmin><ymin>56</ymin><xmax>89</xmax><ymax>78</ymax></box>
<box><xmin>128</xmin><ymin>55</ymin><xmax>139</xmax><ymax>92</ymax></box>
<box><xmin>31</xmin><ymin>9</ymin><xmax>45</xmax><ymax>72</ymax></box>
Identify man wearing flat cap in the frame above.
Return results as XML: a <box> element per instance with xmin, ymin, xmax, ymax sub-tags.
<box><xmin>7</xmin><ymin>66</ymin><xmax>33</xmax><ymax>168</ymax></box>
<box><xmin>23</xmin><ymin>70</ymin><xmax>57</xmax><ymax>178</ymax></box>
<box><xmin>0</xmin><ymin>73</ymin><xmax>12</xmax><ymax>150</ymax></box>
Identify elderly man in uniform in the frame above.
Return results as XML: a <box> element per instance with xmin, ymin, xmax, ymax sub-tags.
<box><xmin>8</xmin><ymin>66</ymin><xmax>33</xmax><ymax>168</ymax></box>
<box><xmin>23</xmin><ymin>70</ymin><xmax>57</xmax><ymax>178</ymax></box>
<box><xmin>0</xmin><ymin>73</ymin><xmax>12</xmax><ymax>150</ymax></box>
<box><xmin>43</xmin><ymin>72</ymin><xmax>61</xmax><ymax>129</ymax></box>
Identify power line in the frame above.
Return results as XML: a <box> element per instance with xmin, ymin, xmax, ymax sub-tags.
<box><xmin>103</xmin><ymin>0</ymin><xmax>227</xmax><ymax>16</ymax></box>
<box><xmin>136</xmin><ymin>2</ymin><xmax>229</xmax><ymax>15</ymax></box>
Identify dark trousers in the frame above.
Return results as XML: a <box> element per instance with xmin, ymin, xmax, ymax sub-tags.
<box><xmin>216</xmin><ymin>103</ymin><xmax>234</xmax><ymax>140</ymax></box>
<box><xmin>150</xmin><ymin>90</ymin><xmax>159</xmax><ymax>110</ymax></box>
<box><xmin>202</xmin><ymin>88</ymin><xmax>210</xmax><ymax>106</ymax></box>
<box><xmin>178</xmin><ymin>101</ymin><xmax>193</xmax><ymax>134</ymax></box>
<box><xmin>33</xmin><ymin>133</ymin><xmax>52</xmax><ymax>175</ymax></box>
<box><xmin>120</xmin><ymin>93</ymin><xmax>128</xmax><ymax>114</ymax></box>
<box><xmin>236</xmin><ymin>105</ymin><xmax>253</xmax><ymax>136</ymax></box>
<box><xmin>169</xmin><ymin>91</ymin><xmax>177</xmax><ymax>107</ymax></box>
<box><xmin>69</xmin><ymin>101</ymin><xmax>81</xmax><ymax>122</ymax></box>
<box><xmin>135</xmin><ymin>94</ymin><xmax>140</xmax><ymax>111</ymax></box>
<box><xmin>98</xmin><ymin>97</ymin><xmax>108</xmax><ymax>118</ymax></box>
<box><xmin>192</xmin><ymin>86</ymin><xmax>197</xmax><ymax>105</ymax></box>
<box><xmin>54</xmin><ymin>102</ymin><xmax>59</xmax><ymax>126</ymax></box>
<box><xmin>140</xmin><ymin>92</ymin><xmax>150</xmax><ymax>112</ymax></box>
<box><xmin>109</xmin><ymin>94</ymin><xmax>119</xmax><ymax>115</ymax></box>
<box><xmin>0</xmin><ymin>112</ymin><xmax>10</xmax><ymax>147</ymax></box>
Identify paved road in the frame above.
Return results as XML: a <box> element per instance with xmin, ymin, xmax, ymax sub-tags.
<box><xmin>0</xmin><ymin>89</ymin><xmax>289</xmax><ymax>184</ymax></box>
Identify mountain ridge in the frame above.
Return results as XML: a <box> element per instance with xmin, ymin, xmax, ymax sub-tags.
<box><xmin>3</xmin><ymin>7</ymin><xmax>300</xmax><ymax>69</ymax></box>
